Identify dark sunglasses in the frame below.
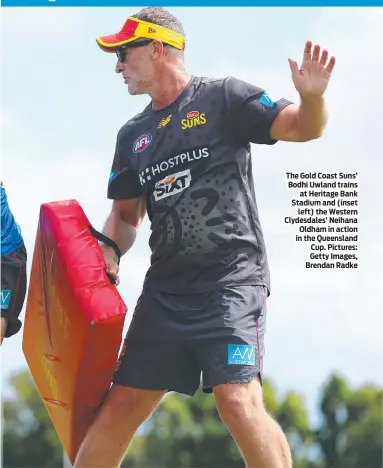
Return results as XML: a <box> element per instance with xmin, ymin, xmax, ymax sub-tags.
<box><xmin>116</xmin><ymin>39</ymin><xmax>153</xmax><ymax>63</ymax></box>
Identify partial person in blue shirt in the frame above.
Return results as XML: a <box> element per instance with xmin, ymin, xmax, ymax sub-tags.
<box><xmin>1</xmin><ymin>182</ymin><xmax>27</xmax><ymax>344</ymax></box>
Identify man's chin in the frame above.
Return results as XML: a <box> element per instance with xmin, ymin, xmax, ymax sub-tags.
<box><xmin>126</xmin><ymin>83</ymin><xmax>145</xmax><ymax>96</ymax></box>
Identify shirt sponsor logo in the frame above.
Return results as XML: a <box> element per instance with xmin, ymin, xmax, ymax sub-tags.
<box><xmin>154</xmin><ymin>169</ymin><xmax>191</xmax><ymax>201</ymax></box>
<box><xmin>139</xmin><ymin>146</ymin><xmax>210</xmax><ymax>185</ymax></box>
<box><xmin>227</xmin><ymin>345</ymin><xmax>256</xmax><ymax>366</ymax></box>
<box><xmin>181</xmin><ymin>110</ymin><xmax>207</xmax><ymax>130</ymax></box>
<box><xmin>158</xmin><ymin>114</ymin><xmax>172</xmax><ymax>129</ymax></box>
<box><xmin>133</xmin><ymin>133</ymin><xmax>152</xmax><ymax>153</ymax></box>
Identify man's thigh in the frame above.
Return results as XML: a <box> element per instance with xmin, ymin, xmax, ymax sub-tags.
<box><xmin>113</xmin><ymin>288</ymin><xmax>202</xmax><ymax>396</ymax></box>
<box><xmin>191</xmin><ymin>284</ymin><xmax>268</xmax><ymax>393</ymax></box>
<box><xmin>1</xmin><ymin>245</ymin><xmax>27</xmax><ymax>339</ymax></box>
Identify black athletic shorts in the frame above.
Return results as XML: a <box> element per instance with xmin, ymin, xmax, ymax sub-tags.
<box><xmin>1</xmin><ymin>245</ymin><xmax>27</xmax><ymax>338</ymax></box>
<box><xmin>113</xmin><ymin>284</ymin><xmax>268</xmax><ymax>396</ymax></box>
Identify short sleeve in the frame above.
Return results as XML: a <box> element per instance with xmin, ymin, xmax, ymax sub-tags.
<box><xmin>107</xmin><ymin>131</ymin><xmax>144</xmax><ymax>200</ymax></box>
<box><xmin>224</xmin><ymin>77</ymin><xmax>293</xmax><ymax>145</ymax></box>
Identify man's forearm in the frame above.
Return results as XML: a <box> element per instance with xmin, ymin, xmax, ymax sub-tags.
<box><xmin>1</xmin><ymin>318</ymin><xmax>7</xmax><ymax>345</ymax></box>
<box><xmin>296</xmin><ymin>95</ymin><xmax>328</xmax><ymax>141</ymax></box>
<box><xmin>101</xmin><ymin>211</ymin><xmax>137</xmax><ymax>258</ymax></box>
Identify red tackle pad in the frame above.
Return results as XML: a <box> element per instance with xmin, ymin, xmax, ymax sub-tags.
<box><xmin>22</xmin><ymin>199</ymin><xmax>127</xmax><ymax>464</ymax></box>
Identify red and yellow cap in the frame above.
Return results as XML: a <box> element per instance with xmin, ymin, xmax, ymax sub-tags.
<box><xmin>96</xmin><ymin>17</ymin><xmax>186</xmax><ymax>52</ymax></box>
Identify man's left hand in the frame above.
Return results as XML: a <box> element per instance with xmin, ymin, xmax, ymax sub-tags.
<box><xmin>288</xmin><ymin>41</ymin><xmax>336</xmax><ymax>99</ymax></box>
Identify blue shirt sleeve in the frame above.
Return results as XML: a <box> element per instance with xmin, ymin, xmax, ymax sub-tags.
<box><xmin>1</xmin><ymin>183</ymin><xmax>24</xmax><ymax>255</ymax></box>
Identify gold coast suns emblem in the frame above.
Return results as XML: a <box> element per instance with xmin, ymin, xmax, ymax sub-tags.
<box><xmin>158</xmin><ymin>114</ymin><xmax>172</xmax><ymax>129</ymax></box>
<box><xmin>181</xmin><ymin>110</ymin><xmax>207</xmax><ymax>130</ymax></box>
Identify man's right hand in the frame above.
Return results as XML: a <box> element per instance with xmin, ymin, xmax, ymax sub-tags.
<box><xmin>101</xmin><ymin>245</ymin><xmax>120</xmax><ymax>286</ymax></box>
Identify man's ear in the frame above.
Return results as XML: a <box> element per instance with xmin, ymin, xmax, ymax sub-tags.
<box><xmin>151</xmin><ymin>40</ymin><xmax>164</xmax><ymax>58</ymax></box>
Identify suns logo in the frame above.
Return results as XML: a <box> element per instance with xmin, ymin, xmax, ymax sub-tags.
<box><xmin>181</xmin><ymin>111</ymin><xmax>207</xmax><ymax>130</ymax></box>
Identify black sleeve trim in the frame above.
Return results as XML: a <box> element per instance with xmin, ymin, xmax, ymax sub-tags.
<box><xmin>107</xmin><ymin>168</ymin><xmax>144</xmax><ymax>200</ymax></box>
<box><xmin>223</xmin><ymin>76</ymin><xmax>294</xmax><ymax>146</ymax></box>
<box><xmin>255</xmin><ymin>98</ymin><xmax>294</xmax><ymax>145</ymax></box>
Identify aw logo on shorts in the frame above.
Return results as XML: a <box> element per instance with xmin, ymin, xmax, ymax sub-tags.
<box><xmin>154</xmin><ymin>169</ymin><xmax>191</xmax><ymax>201</ymax></box>
<box><xmin>133</xmin><ymin>133</ymin><xmax>152</xmax><ymax>153</ymax></box>
<box><xmin>228</xmin><ymin>345</ymin><xmax>256</xmax><ymax>366</ymax></box>
<box><xmin>181</xmin><ymin>111</ymin><xmax>207</xmax><ymax>130</ymax></box>
<box><xmin>1</xmin><ymin>290</ymin><xmax>12</xmax><ymax>310</ymax></box>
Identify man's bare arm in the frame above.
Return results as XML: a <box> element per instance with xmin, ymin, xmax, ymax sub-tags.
<box><xmin>101</xmin><ymin>197</ymin><xmax>146</xmax><ymax>260</ymax></box>
<box><xmin>1</xmin><ymin>318</ymin><xmax>7</xmax><ymax>345</ymax></box>
<box><xmin>270</xmin><ymin>41</ymin><xmax>335</xmax><ymax>143</ymax></box>
<box><xmin>270</xmin><ymin>96</ymin><xmax>327</xmax><ymax>143</ymax></box>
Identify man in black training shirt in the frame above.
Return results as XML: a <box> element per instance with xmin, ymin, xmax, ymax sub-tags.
<box><xmin>74</xmin><ymin>7</ymin><xmax>335</xmax><ymax>468</ymax></box>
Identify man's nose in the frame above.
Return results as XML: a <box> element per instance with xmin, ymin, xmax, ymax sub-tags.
<box><xmin>115</xmin><ymin>60</ymin><xmax>124</xmax><ymax>73</ymax></box>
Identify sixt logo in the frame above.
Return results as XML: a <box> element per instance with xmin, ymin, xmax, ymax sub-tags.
<box><xmin>158</xmin><ymin>114</ymin><xmax>172</xmax><ymax>129</ymax></box>
<box><xmin>181</xmin><ymin>111</ymin><xmax>207</xmax><ymax>130</ymax></box>
<box><xmin>154</xmin><ymin>169</ymin><xmax>191</xmax><ymax>201</ymax></box>
<box><xmin>133</xmin><ymin>133</ymin><xmax>152</xmax><ymax>153</ymax></box>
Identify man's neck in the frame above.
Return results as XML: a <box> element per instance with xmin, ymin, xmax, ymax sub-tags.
<box><xmin>148</xmin><ymin>65</ymin><xmax>191</xmax><ymax>110</ymax></box>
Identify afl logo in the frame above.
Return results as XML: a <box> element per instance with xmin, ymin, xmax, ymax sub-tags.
<box><xmin>187</xmin><ymin>111</ymin><xmax>199</xmax><ymax>119</ymax></box>
<box><xmin>133</xmin><ymin>134</ymin><xmax>152</xmax><ymax>153</ymax></box>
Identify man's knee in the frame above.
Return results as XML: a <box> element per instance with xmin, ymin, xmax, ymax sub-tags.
<box><xmin>98</xmin><ymin>384</ymin><xmax>165</xmax><ymax>428</ymax></box>
<box><xmin>213</xmin><ymin>377</ymin><xmax>265</xmax><ymax>425</ymax></box>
